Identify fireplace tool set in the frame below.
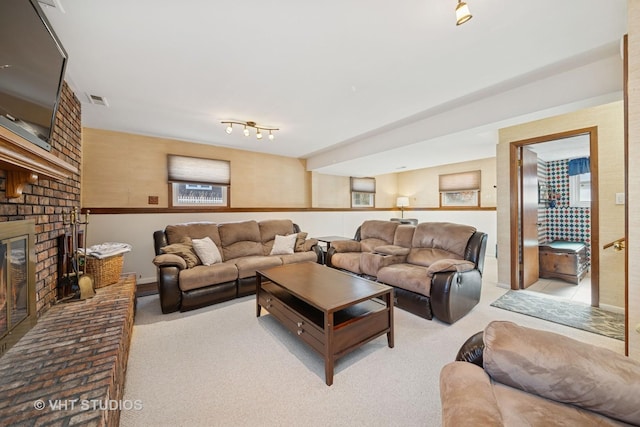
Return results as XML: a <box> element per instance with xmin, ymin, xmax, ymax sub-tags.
<box><xmin>59</xmin><ymin>207</ymin><xmax>94</xmax><ymax>300</ymax></box>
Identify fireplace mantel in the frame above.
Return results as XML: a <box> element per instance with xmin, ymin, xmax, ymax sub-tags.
<box><xmin>0</xmin><ymin>126</ymin><xmax>78</xmax><ymax>198</ymax></box>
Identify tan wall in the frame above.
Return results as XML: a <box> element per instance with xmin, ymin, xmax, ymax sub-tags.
<box><xmin>374</xmin><ymin>173</ymin><xmax>399</xmax><ymax>208</ymax></box>
<box><xmin>311</xmin><ymin>172</ymin><xmax>398</xmax><ymax>208</ymax></box>
<box><xmin>311</xmin><ymin>161</ymin><xmax>493</xmax><ymax>210</ymax></box>
<box><xmin>628</xmin><ymin>0</ymin><xmax>640</xmax><ymax>359</ymax></box>
<box><xmin>311</xmin><ymin>172</ymin><xmax>350</xmax><ymax>208</ymax></box>
<box><xmin>83</xmin><ymin>127</ymin><xmax>481</xmax><ymax>211</ymax></box>
<box><xmin>497</xmin><ymin>101</ymin><xmax>625</xmax><ymax>309</ymax></box>
<box><xmin>397</xmin><ymin>157</ymin><xmax>497</xmax><ymax>208</ymax></box>
<box><xmin>82</xmin><ymin>128</ymin><xmax>312</xmax><ymax>208</ymax></box>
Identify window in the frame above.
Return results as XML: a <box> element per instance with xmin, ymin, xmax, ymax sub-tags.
<box><xmin>569</xmin><ymin>172</ymin><xmax>591</xmax><ymax>207</ymax></box>
<box><xmin>350</xmin><ymin>177</ymin><xmax>375</xmax><ymax>207</ymax></box>
<box><xmin>567</xmin><ymin>157</ymin><xmax>590</xmax><ymax>208</ymax></box>
<box><xmin>439</xmin><ymin>170</ymin><xmax>481</xmax><ymax>207</ymax></box>
<box><xmin>171</xmin><ymin>183</ymin><xmax>227</xmax><ymax>206</ymax></box>
<box><xmin>167</xmin><ymin>155</ymin><xmax>230</xmax><ymax>207</ymax></box>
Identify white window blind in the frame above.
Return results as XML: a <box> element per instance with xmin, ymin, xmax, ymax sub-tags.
<box><xmin>350</xmin><ymin>177</ymin><xmax>376</xmax><ymax>193</ymax></box>
<box><xmin>439</xmin><ymin>170</ymin><xmax>481</xmax><ymax>192</ymax></box>
<box><xmin>167</xmin><ymin>155</ymin><xmax>230</xmax><ymax>185</ymax></box>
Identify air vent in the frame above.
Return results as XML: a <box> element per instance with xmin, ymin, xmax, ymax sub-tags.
<box><xmin>87</xmin><ymin>94</ymin><xmax>109</xmax><ymax>107</ymax></box>
<box><xmin>37</xmin><ymin>0</ymin><xmax>66</xmax><ymax>13</ymax></box>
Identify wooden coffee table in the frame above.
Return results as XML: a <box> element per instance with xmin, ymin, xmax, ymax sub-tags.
<box><xmin>256</xmin><ymin>262</ymin><xmax>394</xmax><ymax>386</ymax></box>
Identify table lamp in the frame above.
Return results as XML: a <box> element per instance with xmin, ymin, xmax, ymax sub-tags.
<box><xmin>396</xmin><ymin>197</ymin><xmax>409</xmax><ymax>218</ymax></box>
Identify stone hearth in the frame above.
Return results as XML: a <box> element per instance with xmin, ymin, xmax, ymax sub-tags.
<box><xmin>0</xmin><ymin>274</ymin><xmax>136</xmax><ymax>426</ymax></box>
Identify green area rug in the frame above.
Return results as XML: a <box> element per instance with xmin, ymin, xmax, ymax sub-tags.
<box><xmin>491</xmin><ymin>290</ymin><xmax>624</xmax><ymax>341</ymax></box>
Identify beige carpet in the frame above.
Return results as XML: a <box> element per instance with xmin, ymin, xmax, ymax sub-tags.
<box><xmin>121</xmin><ymin>258</ymin><xmax>624</xmax><ymax>427</ymax></box>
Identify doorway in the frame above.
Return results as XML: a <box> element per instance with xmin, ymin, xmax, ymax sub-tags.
<box><xmin>525</xmin><ymin>136</ymin><xmax>593</xmax><ymax>304</ymax></box>
<box><xmin>509</xmin><ymin>127</ymin><xmax>600</xmax><ymax>307</ymax></box>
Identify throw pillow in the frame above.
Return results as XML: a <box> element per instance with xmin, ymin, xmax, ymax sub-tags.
<box><xmin>303</xmin><ymin>238</ymin><xmax>319</xmax><ymax>251</ymax></box>
<box><xmin>160</xmin><ymin>242</ymin><xmax>200</xmax><ymax>268</ymax></box>
<box><xmin>294</xmin><ymin>232</ymin><xmax>308</xmax><ymax>252</ymax></box>
<box><xmin>270</xmin><ymin>234</ymin><xmax>296</xmax><ymax>255</ymax></box>
<box><xmin>192</xmin><ymin>236</ymin><xmax>223</xmax><ymax>266</ymax></box>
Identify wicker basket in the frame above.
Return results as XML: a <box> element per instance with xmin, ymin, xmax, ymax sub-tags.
<box><xmin>85</xmin><ymin>254</ymin><xmax>124</xmax><ymax>288</ymax></box>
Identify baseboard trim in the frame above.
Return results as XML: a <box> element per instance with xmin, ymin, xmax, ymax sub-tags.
<box><xmin>599</xmin><ymin>303</ymin><xmax>624</xmax><ymax>314</ymax></box>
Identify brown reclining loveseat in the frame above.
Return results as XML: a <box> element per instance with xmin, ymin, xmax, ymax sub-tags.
<box><xmin>326</xmin><ymin>220</ymin><xmax>487</xmax><ymax>324</ymax></box>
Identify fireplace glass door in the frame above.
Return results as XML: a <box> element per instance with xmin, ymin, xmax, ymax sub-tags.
<box><xmin>0</xmin><ymin>236</ymin><xmax>29</xmax><ymax>340</ymax></box>
<box><xmin>0</xmin><ymin>241</ymin><xmax>5</xmax><ymax>337</ymax></box>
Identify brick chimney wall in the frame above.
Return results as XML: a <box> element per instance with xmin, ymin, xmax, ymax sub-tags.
<box><xmin>0</xmin><ymin>82</ymin><xmax>82</xmax><ymax>316</ymax></box>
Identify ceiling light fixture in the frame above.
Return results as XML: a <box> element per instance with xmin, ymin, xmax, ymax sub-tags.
<box><xmin>455</xmin><ymin>0</ymin><xmax>472</xmax><ymax>26</ymax></box>
<box><xmin>221</xmin><ymin>120</ymin><xmax>279</xmax><ymax>141</ymax></box>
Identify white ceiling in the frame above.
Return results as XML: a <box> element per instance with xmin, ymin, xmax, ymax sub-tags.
<box><xmin>40</xmin><ymin>0</ymin><xmax>627</xmax><ymax>177</ymax></box>
<box><xmin>529</xmin><ymin>134</ymin><xmax>590</xmax><ymax>162</ymax></box>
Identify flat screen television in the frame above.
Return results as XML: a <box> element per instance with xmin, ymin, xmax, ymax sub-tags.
<box><xmin>0</xmin><ymin>0</ymin><xmax>68</xmax><ymax>151</ymax></box>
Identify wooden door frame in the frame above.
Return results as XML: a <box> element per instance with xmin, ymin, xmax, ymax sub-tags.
<box><xmin>623</xmin><ymin>34</ymin><xmax>629</xmax><ymax>354</ymax></box>
<box><xmin>509</xmin><ymin>127</ymin><xmax>599</xmax><ymax>307</ymax></box>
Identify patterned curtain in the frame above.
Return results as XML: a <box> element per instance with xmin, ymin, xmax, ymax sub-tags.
<box><xmin>568</xmin><ymin>157</ymin><xmax>590</xmax><ymax>176</ymax></box>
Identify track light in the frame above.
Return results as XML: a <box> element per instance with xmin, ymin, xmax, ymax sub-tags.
<box><xmin>455</xmin><ymin>0</ymin><xmax>472</xmax><ymax>26</ymax></box>
<box><xmin>221</xmin><ymin>120</ymin><xmax>279</xmax><ymax>141</ymax></box>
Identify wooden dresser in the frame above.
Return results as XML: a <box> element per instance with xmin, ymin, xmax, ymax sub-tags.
<box><xmin>539</xmin><ymin>241</ymin><xmax>589</xmax><ymax>284</ymax></box>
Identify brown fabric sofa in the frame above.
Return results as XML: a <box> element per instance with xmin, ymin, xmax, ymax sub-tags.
<box><xmin>441</xmin><ymin>321</ymin><xmax>640</xmax><ymax>426</ymax></box>
<box><xmin>326</xmin><ymin>220</ymin><xmax>487</xmax><ymax>324</ymax></box>
<box><xmin>153</xmin><ymin>219</ymin><xmax>322</xmax><ymax>313</ymax></box>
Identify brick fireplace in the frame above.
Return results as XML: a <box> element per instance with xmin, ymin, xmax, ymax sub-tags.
<box><xmin>0</xmin><ymin>82</ymin><xmax>81</xmax><ymax>320</ymax></box>
<box><xmin>0</xmin><ymin>85</ymin><xmax>137</xmax><ymax>426</ymax></box>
